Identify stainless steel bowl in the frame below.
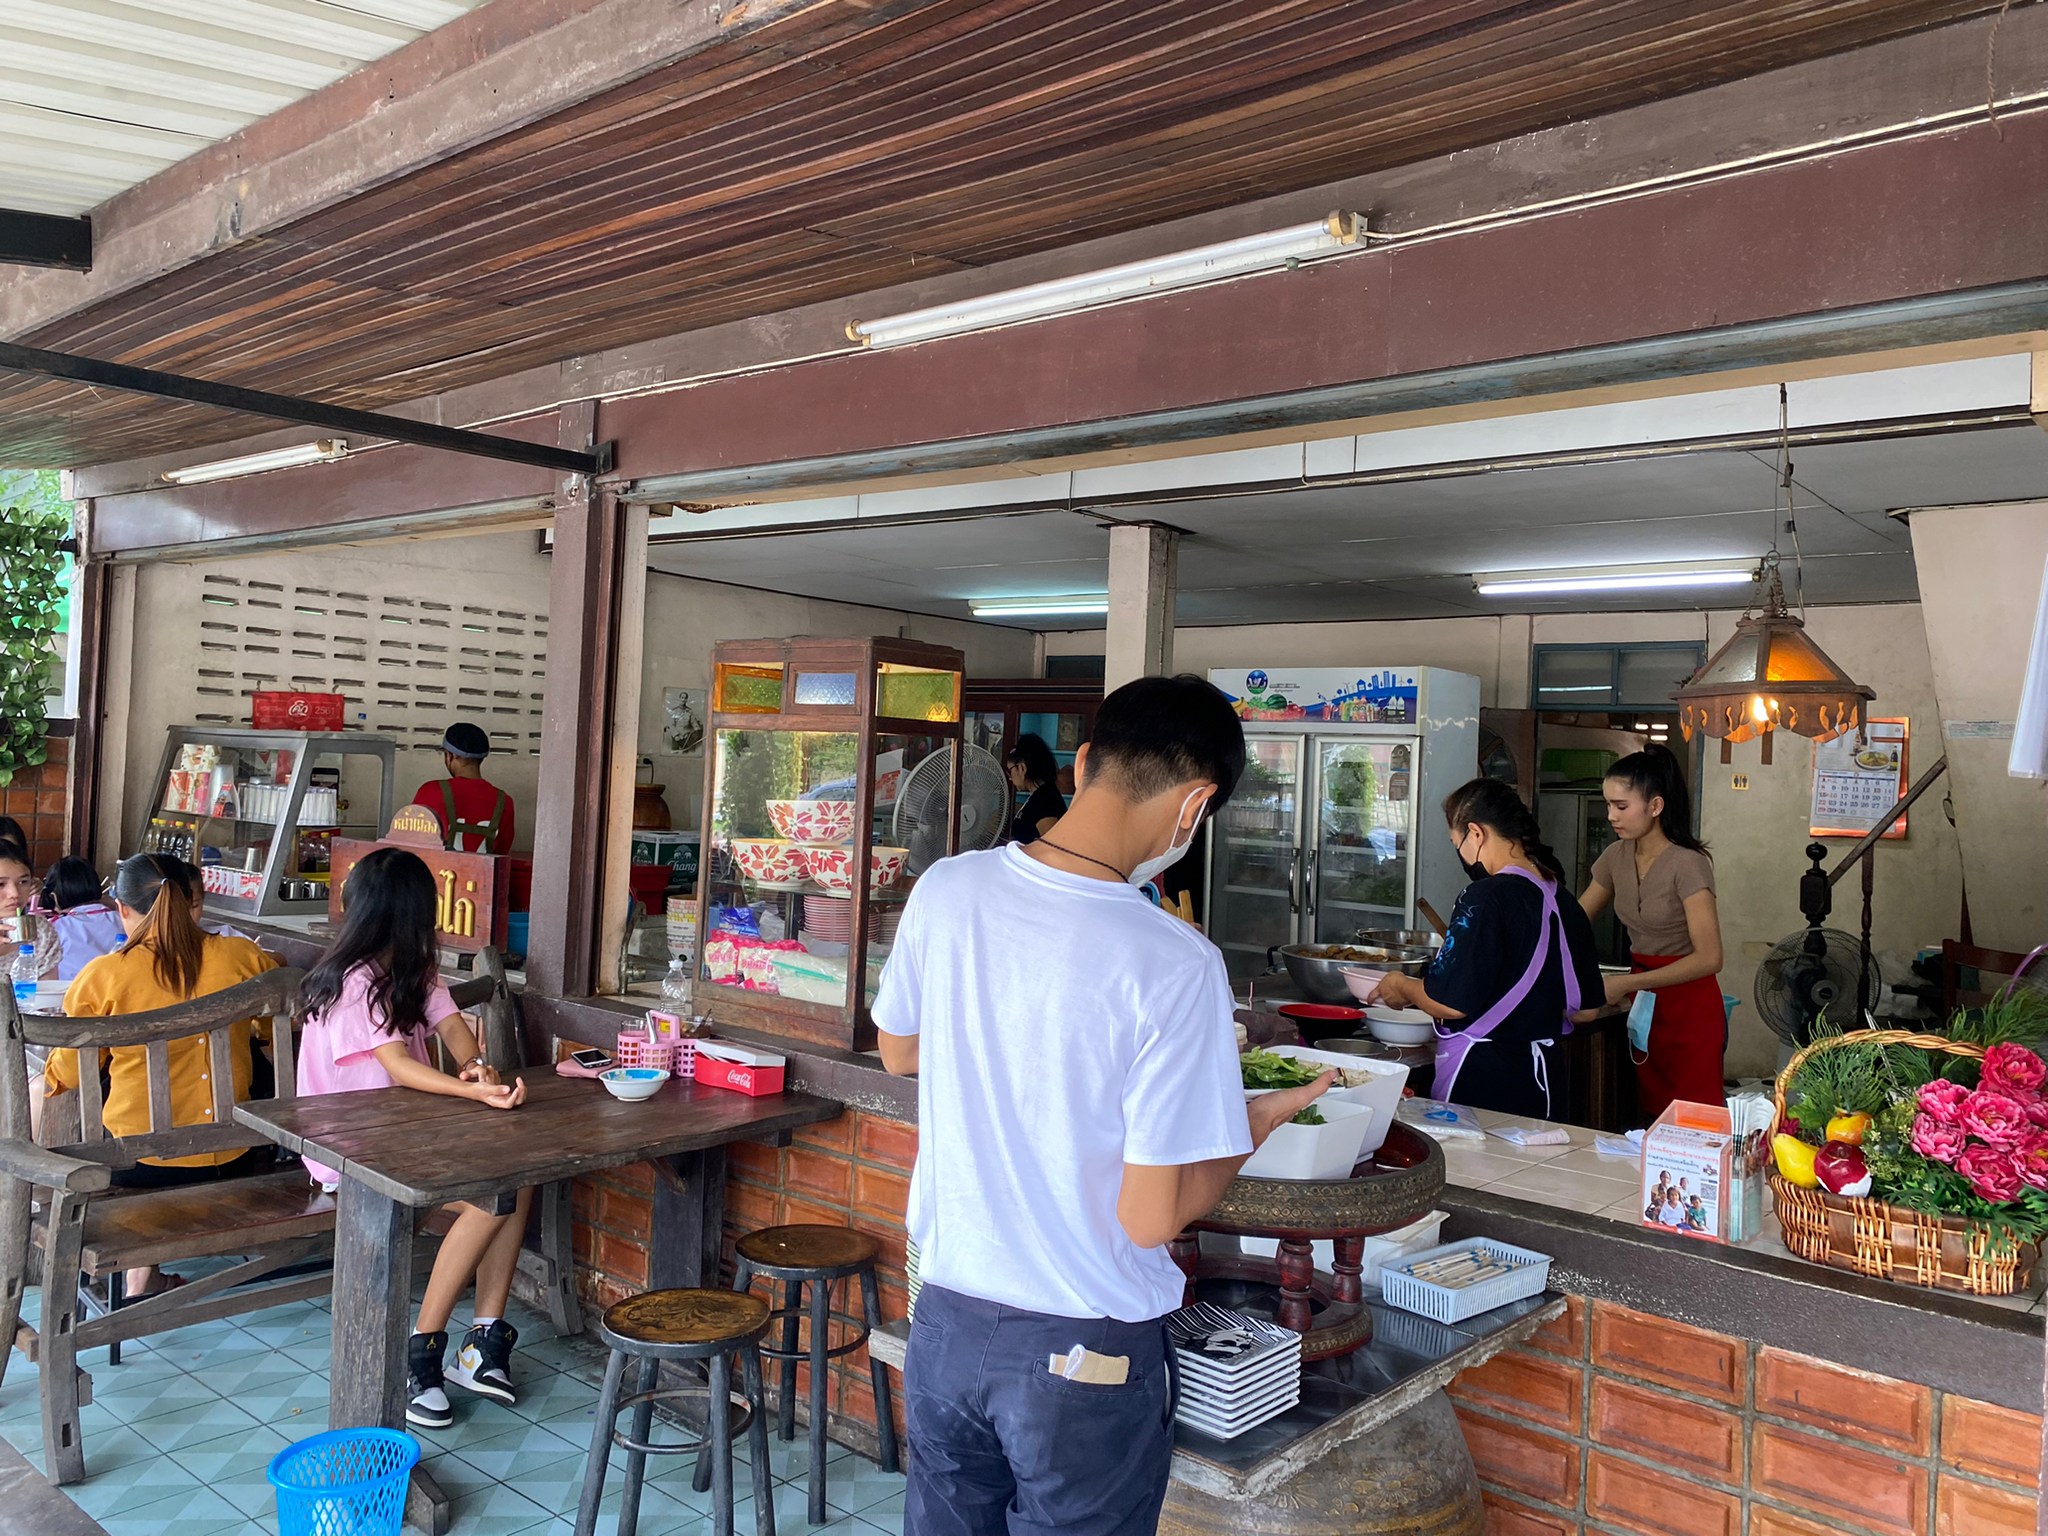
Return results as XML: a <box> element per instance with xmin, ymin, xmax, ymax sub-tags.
<box><xmin>1355</xmin><ymin>927</ymin><xmax>1445</xmax><ymax>953</ymax></box>
<box><xmin>1272</xmin><ymin>942</ymin><xmax>1433</xmax><ymax>1002</ymax></box>
<box><xmin>1302</xmin><ymin>1036</ymin><xmax>1400</xmax><ymax>1062</ymax></box>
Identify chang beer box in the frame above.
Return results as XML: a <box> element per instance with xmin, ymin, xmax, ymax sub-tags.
<box><xmin>630</xmin><ymin>830</ymin><xmax>700</xmax><ymax>892</ymax></box>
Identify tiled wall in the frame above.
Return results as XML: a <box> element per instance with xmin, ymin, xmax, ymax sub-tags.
<box><xmin>569</xmin><ymin>1107</ymin><xmax>913</xmax><ymax>1455</ymax></box>
<box><xmin>567</xmin><ymin>1115</ymin><xmax>2044</xmax><ymax>1533</ymax></box>
<box><xmin>0</xmin><ymin>736</ymin><xmax>70</xmax><ymax>871</ymax></box>
<box><xmin>1452</xmin><ymin>1295</ymin><xmax>2043</xmax><ymax>1536</ymax></box>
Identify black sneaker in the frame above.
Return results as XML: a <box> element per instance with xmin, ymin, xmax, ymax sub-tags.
<box><xmin>446</xmin><ymin>1320</ymin><xmax>518</xmax><ymax>1406</ymax></box>
<box><xmin>406</xmin><ymin>1331</ymin><xmax>453</xmax><ymax>1429</ymax></box>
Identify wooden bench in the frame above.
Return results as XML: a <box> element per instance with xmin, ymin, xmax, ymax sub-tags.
<box><xmin>0</xmin><ymin>949</ymin><xmax>578</xmax><ymax>1485</ymax></box>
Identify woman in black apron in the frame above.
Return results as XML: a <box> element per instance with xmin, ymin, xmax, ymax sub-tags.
<box><xmin>1370</xmin><ymin>779</ymin><xmax>1605</xmax><ymax>1119</ymax></box>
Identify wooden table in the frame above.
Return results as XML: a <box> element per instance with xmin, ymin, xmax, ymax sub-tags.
<box><xmin>236</xmin><ymin>1072</ymin><xmax>842</xmax><ymax>1534</ymax></box>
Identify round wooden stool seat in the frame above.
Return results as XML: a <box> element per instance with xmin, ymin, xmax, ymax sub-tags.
<box><xmin>598</xmin><ymin>1288</ymin><xmax>771</xmax><ymax>1359</ymax></box>
<box><xmin>736</xmin><ymin>1224</ymin><xmax>881</xmax><ymax>1281</ymax></box>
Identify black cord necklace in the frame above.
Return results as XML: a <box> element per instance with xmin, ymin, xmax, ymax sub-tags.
<box><xmin>1035</xmin><ymin>837</ymin><xmax>1128</xmax><ymax>882</ymax></box>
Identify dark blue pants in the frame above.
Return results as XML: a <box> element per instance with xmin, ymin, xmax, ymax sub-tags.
<box><xmin>904</xmin><ymin>1285</ymin><xmax>1177</xmax><ymax>1536</ymax></box>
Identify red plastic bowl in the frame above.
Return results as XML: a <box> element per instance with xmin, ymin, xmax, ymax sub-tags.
<box><xmin>1275</xmin><ymin>1001</ymin><xmax>1365</xmax><ymax>1044</ymax></box>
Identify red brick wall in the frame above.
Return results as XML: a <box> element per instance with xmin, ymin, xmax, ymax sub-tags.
<box><xmin>0</xmin><ymin>736</ymin><xmax>69</xmax><ymax>871</ymax></box>
<box><xmin>1451</xmin><ymin>1296</ymin><xmax>2043</xmax><ymax>1536</ymax></box>
<box><xmin>569</xmin><ymin>1107</ymin><xmax>914</xmax><ymax>1457</ymax></box>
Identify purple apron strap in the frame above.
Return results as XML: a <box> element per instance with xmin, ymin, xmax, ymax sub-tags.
<box><xmin>1434</xmin><ymin>867</ymin><xmax>1575</xmax><ymax>1103</ymax></box>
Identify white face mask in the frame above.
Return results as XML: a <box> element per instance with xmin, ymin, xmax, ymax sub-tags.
<box><xmin>1130</xmin><ymin>788</ymin><xmax>1206</xmax><ymax>887</ymax></box>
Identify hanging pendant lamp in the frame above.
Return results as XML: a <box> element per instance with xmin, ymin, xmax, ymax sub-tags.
<box><xmin>1672</xmin><ymin>384</ymin><xmax>1874</xmax><ymax>765</ymax></box>
<box><xmin>1673</xmin><ymin>554</ymin><xmax>1874</xmax><ymax>764</ymax></box>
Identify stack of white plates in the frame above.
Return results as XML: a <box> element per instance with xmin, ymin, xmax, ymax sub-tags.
<box><xmin>906</xmin><ymin>1238</ymin><xmax>922</xmax><ymax>1322</ymax></box>
<box><xmin>1165</xmin><ymin>1303</ymin><xmax>1302</xmax><ymax>1440</ymax></box>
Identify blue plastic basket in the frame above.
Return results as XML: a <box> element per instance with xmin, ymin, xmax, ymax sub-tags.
<box><xmin>268</xmin><ymin>1428</ymin><xmax>419</xmax><ymax>1536</ymax></box>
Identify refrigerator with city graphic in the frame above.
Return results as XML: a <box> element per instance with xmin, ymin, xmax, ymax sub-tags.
<box><xmin>1204</xmin><ymin>667</ymin><xmax>1482</xmax><ymax>983</ymax></box>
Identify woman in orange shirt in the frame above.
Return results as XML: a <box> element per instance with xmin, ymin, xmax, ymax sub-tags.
<box><xmin>45</xmin><ymin>856</ymin><xmax>278</xmax><ymax>1296</ymax></box>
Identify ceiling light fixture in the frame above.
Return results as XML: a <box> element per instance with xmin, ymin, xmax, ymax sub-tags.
<box><xmin>969</xmin><ymin>595</ymin><xmax>1111</xmax><ymax>619</ymax></box>
<box><xmin>850</xmin><ymin>214</ymin><xmax>1371</xmax><ymax>348</ymax></box>
<box><xmin>161</xmin><ymin>439</ymin><xmax>349</xmax><ymax>485</ymax></box>
<box><xmin>1674</xmin><ymin>387</ymin><xmax>1873</xmax><ymax>764</ymax></box>
<box><xmin>1473</xmin><ymin>559</ymin><xmax>1758</xmax><ymax>597</ymax></box>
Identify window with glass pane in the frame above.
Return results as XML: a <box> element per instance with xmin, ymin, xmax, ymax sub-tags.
<box><xmin>792</xmin><ymin>670</ymin><xmax>858</xmax><ymax>708</ymax></box>
<box><xmin>876</xmin><ymin>663</ymin><xmax>960</xmax><ymax>722</ymax></box>
<box><xmin>1533</xmin><ymin>649</ymin><xmax>1616</xmax><ymax>708</ymax></box>
<box><xmin>715</xmin><ymin>662</ymin><xmax>785</xmax><ymax>714</ymax></box>
<box><xmin>1616</xmin><ymin>645</ymin><xmax>1704</xmax><ymax>709</ymax></box>
<box><xmin>862</xmin><ymin>732</ymin><xmax>954</xmax><ymax>1017</ymax></box>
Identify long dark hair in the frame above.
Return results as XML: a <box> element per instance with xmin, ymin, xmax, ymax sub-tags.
<box><xmin>1005</xmin><ymin>732</ymin><xmax>1060</xmax><ymax>789</ymax></box>
<box><xmin>299</xmin><ymin>847</ymin><xmax>440</xmax><ymax>1037</ymax></box>
<box><xmin>1441</xmin><ymin>777</ymin><xmax>1566</xmax><ymax>885</ymax></box>
<box><xmin>1607</xmin><ymin>745</ymin><xmax>1709</xmax><ymax>856</ymax></box>
<box><xmin>42</xmin><ymin>857</ymin><xmax>103</xmax><ymax>912</ymax></box>
<box><xmin>110</xmin><ymin>854</ymin><xmax>208</xmax><ymax>996</ymax></box>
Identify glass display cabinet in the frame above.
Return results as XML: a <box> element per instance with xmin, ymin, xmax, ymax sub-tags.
<box><xmin>143</xmin><ymin>727</ymin><xmax>397</xmax><ymax>920</ymax></box>
<box><xmin>695</xmin><ymin>636</ymin><xmax>965</xmax><ymax>1051</ymax></box>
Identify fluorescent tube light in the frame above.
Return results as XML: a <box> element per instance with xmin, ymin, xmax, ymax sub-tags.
<box><xmin>850</xmin><ymin>213</ymin><xmax>1369</xmax><ymax>348</ymax></box>
<box><xmin>969</xmin><ymin>595</ymin><xmax>1111</xmax><ymax>619</ymax></box>
<box><xmin>161</xmin><ymin>439</ymin><xmax>349</xmax><ymax>485</ymax></box>
<box><xmin>1473</xmin><ymin>559</ymin><xmax>1757</xmax><ymax>597</ymax></box>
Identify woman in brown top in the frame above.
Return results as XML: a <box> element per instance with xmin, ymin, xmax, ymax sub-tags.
<box><xmin>1580</xmin><ymin>746</ymin><xmax>1725</xmax><ymax>1121</ymax></box>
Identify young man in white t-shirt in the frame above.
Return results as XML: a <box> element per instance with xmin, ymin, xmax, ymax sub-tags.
<box><xmin>875</xmin><ymin>675</ymin><xmax>1329</xmax><ymax>1536</ymax></box>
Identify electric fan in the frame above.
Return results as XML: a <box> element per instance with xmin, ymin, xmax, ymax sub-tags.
<box><xmin>1754</xmin><ymin>927</ymin><xmax>1881</xmax><ymax>1049</ymax></box>
<box><xmin>892</xmin><ymin>744</ymin><xmax>1011</xmax><ymax>875</ymax></box>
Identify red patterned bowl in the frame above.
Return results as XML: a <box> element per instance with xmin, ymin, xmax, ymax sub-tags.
<box><xmin>767</xmin><ymin>799</ymin><xmax>856</xmax><ymax>844</ymax></box>
<box><xmin>802</xmin><ymin>844</ymin><xmax>910</xmax><ymax>895</ymax></box>
<box><xmin>731</xmin><ymin>838</ymin><xmax>805</xmax><ymax>885</ymax></box>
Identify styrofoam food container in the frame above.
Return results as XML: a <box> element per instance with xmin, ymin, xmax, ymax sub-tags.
<box><xmin>1240</xmin><ymin>1095</ymin><xmax>1377</xmax><ymax>1180</ymax></box>
<box><xmin>1252</xmin><ymin>1044</ymin><xmax>1410</xmax><ymax>1156</ymax></box>
<box><xmin>1366</xmin><ymin>1005</ymin><xmax>1436</xmax><ymax>1047</ymax></box>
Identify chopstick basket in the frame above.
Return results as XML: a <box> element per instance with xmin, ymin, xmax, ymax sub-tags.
<box><xmin>616</xmin><ymin>1033</ymin><xmax>678</xmax><ymax>1074</ymax></box>
<box><xmin>1768</xmin><ymin>1029</ymin><xmax>2038</xmax><ymax>1297</ymax></box>
<box><xmin>1380</xmin><ymin>1237</ymin><xmax>1552</xmax><ymax>1323</ymax></box>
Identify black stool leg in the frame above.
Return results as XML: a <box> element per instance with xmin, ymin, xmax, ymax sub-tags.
<box><xmin>778</xmin><ymin>1278</ymin><xmax>801</xmax><ymax>1443</ymax></box>
<box><xmin>105</xmin><ymin>1273</ymin><xmax>123</xmax><ymax>1366</ymax></box>
<box><xmin>859</xmin><ymin>1267</ymin><xmax>899</xmax><ymax>1474</ymax></box>
<box><xmin>618</xmin><ymin>1354</ymin><xmax>661</xmax><ymax>1536</ymax></box>
<box><xmin>806</xmin><ymin>1278</ymin><xmax>831</xmax><ymax>1525</ymax></box>
<box><xmin>742</xmin><ymin>1344</ymin><xmax>778</xmax><ymax>1536</ymax></box>
<box><xmin>733</xmin><ymin>1256</ymin><xmax>754</xmax><ymax>1295</ymax></box>
<box><xmin>709</xmin><ymin>1350</ymin><xmax>736</xmax><ymax>1536</ymax></box>
<box><xmin>575</xmin><ymin>1348</ymin><xmax>630</xmax><ymax>1536</ymax></box>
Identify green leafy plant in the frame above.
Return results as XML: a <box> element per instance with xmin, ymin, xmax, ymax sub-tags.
<box><xmin>0</xmin><ymin>475</ymin><xmax>71</xmax><ymax>788</ymax></box>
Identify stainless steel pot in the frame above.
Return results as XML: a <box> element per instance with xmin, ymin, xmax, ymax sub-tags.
<box><xmin>1355</xmin><ymin>927</ymin><xmax>1445</xmax><ymax>954</ymax></box>
<box><xmin>1270</xmin><ymin>942</ymin><xmax>1433</xmax><ymax>1002</ymax></box>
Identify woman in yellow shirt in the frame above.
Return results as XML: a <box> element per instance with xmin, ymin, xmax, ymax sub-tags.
<box><xmin>45</xmin><ymin>855</ymin><xmax>278</xmax><ymax>1296</ymax></box>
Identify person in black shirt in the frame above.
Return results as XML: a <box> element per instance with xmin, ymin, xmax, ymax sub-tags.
<box><xmin>1004</xmin><ymin>733</ymin><xmax>1068</xmax><ymax>845</ymax></box>
<box><xmin>1371</xmin><ymin>778</ymin><xmax>1604</xmax><ymax>1119</ymax></box>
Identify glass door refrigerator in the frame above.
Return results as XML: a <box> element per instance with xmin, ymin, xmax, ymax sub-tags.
<box><xmin>1204</xmin><ymin>667</ymin><xmax>1481</xmax><ymax>983</ymax></box>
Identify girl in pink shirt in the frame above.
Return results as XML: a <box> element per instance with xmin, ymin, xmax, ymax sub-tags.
<box><xmin>296</xmin><ymin>847</ymin><xmax>529</xmax><ymax>1429</ymax></box>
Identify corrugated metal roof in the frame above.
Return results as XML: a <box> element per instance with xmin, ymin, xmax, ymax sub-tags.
<box><xmin>0</xmin><ymin>0</ymin><xmax>487</xmax><ymax>217</ymax></box>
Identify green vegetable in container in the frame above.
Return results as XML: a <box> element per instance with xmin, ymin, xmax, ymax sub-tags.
<box><xmin>1240</xmin><ymin>1049</ymin><xmax>1324</xmax><ymax>1090</ymax></box>
<box><xmin>1290</xmin><ymin>1106</ymin><xmax>1327</xmax><ymax>1126</ymax></box>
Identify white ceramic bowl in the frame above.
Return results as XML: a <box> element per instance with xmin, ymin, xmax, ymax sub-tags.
<box><xmin>1365</xmin><ymin>1005</ymin><xmax>1436</xmax><ymax>1047</ymax></box>
<box><xmin>600</xmin><ymin>1067</ymin><xmax>670</xmax><ymax>1101</ymax></box>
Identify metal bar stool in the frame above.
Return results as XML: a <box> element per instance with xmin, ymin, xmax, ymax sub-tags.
<box><xmin>575</xmin><ymin>1288</ymin><xmax>777</xmax><ymax>1536</ymax></box>
<box><xmin>733</xmin><ymin>1224</ymin><xmax>900</xmax><ymax>1525</ymax></box>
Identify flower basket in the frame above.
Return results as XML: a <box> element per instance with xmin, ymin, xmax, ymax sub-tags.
<box><xmin>1770</xmin><ymin>1029</ymin><xmax>2039</xmax><ymax>1296</ymax></box>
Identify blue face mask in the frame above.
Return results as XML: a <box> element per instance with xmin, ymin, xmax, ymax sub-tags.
<box><xmin>1627</xmin><ymin>990</ymin><xmax>1656</xmax><ymax>1055</ymax></box>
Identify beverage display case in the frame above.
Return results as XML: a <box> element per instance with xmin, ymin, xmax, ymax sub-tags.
<box><xmin>694</xmin><ymin>636</ymin><xmax>966</xmax><ymax>1051</ymax></box>
<box><xmin>142</xmin><ymin>727</ymin><xmax>397</xmax><ymax>920</ymax></box>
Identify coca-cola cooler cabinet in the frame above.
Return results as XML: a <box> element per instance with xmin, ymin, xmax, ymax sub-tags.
<box><xmin>142</xmin><ymin>726</ymin><xmax>397</xmax><ymax>921</ymax></box>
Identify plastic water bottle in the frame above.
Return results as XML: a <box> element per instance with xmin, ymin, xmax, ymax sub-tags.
<box><xmin>660</xmin><ymin>958</ymin><xmax>694</xmax><ymax>1008</ymax></box>
<box><xmin>10</xmin><ymin>946</ymin><xmax>38</xmax><ymax>1011</ymax></box>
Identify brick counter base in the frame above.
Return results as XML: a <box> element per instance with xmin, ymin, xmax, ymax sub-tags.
<box><xmin>0</xmin><ymin>736</ymin><xmax>69</xmax><ymax>871</ymax></box>
<box><xmin>1452</xmin><ymin>1295</ymin><xmax>2042</xmax><ymax>1536</ymax></box>
<box><xmin>569</xmin><ymin>1108</ymin><xmax>914</xmax><ymax>1460</ymax></box>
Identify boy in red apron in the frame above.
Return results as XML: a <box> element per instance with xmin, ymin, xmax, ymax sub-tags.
<box><xmin>412</xmin><ymin>723</ymin><xmax>517</xmax><ymax>855</ymax></box>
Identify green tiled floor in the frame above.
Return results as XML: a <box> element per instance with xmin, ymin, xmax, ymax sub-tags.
<box><xmin>0</xmin><ymin>1284</ymin><xmax>906</xmax><ymax>1536</ymax></box>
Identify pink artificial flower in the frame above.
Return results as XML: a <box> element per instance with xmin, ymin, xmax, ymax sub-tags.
<box><xmin>1910</xmin><ymin>1113</ymin><xmax>1968</xmax><ymax>1165</ymax></box>
<box><xmin>1961</xmin><ymin>1090</ymin><xmax>2033</xmax><ymax>1148</ymax></box>
<box><xmin>1982</xmin><ymin>1043</ymin><xmax>2048</xmax><ymax>1099</ymax></box>
<box><xmin>2024</xmin><ymin>1097</ymin><xmax>2048</xmax><ymax>1131</ymax></box>
<box><xmin>1917</xmin><ymin>1079</ymin><xmax>1970</xmax><ymax>1125</ymax></box>
<box><xmin>2016</xmin><ymin>1133</ymin><xmax>2048</xmax><ymax>1192</ymax></box>
<box><xmin>1955</xmin><ymin>1144</ymin><xmax>2025</xmax><ymax>1204</ymax></box>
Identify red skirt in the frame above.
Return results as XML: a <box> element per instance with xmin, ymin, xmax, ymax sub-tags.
<box><xmin>1631</xmin><ymin>953</ymin><xmax>1727</xmax><ymax>1123</ymax></box>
